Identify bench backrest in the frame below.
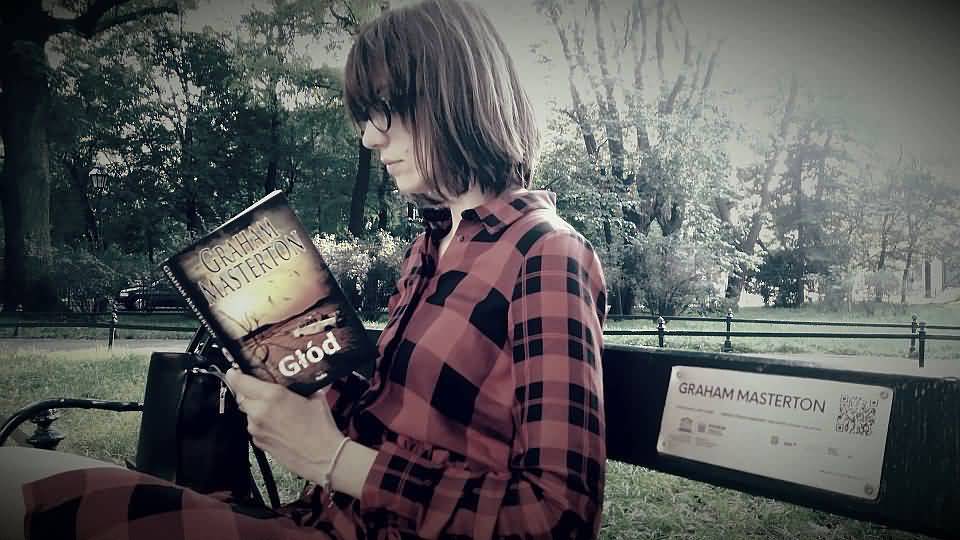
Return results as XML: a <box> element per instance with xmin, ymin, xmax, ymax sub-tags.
<box><xmin>601</xmin><ymin>344</ymin><xmax>959</xmax><ymax>540</ymax></box>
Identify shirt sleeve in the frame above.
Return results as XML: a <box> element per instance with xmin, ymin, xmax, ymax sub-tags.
<box><xmin>358</xmin><ymin>230</ymin><xmax>608</xmax><ymax>539</ymax></box>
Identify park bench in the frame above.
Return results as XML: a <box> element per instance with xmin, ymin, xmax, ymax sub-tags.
<box><xmin>2</xmin><ymin>328</ymin><xmax>957</xmax><ymax>539</ymax></box>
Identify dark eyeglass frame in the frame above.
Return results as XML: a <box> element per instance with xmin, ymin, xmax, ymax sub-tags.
<box><xmin>359</xmin><ymin>98</ymin><xmax>392</xmax><ymax>134</ymax></box>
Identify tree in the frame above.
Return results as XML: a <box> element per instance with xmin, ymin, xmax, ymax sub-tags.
<box><xmin>630</xmin><ymin>227</ymin><xmax>720</xmax><ymax>316</ymax></box>
<box><xmin>532</xmin><ymin>0</ymin><xmax>743</xmax><ymax>315</ymax></box>
<box><xmin>329</xmin><ymin>0</ymin><xmax>389</xmax><ymax>237</ymax></box>
<box><xmin>534</xmin><ymin>0</ymin><xmax>727</xmax><ymax>236</ymax></box>
<box><xmin>722</xmin><ymin>75</ymin><xmax>798</xmax><ymax>304</ymax></box>
<box><xmin>231</xmin><ymin>0</ymin><xmax>387</xmax><ymax>238</ymax></box>
<box><xmin>887</xmin><ymin>159</ymin><xmax>957</xmax><ymax>304</ymax></box>
<box><xmin>1</xmin><ymin>0</ymin><xmax>181</xmax><ymax>311</ymax></box>
<box><xmin>47</xmin><ymin>28</ymin><xmax>158</xmax><ymax>252</ymax></box>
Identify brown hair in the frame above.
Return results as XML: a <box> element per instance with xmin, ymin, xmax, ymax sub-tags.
<box><xmin>343</xmin><ymin>0</ymin><xmax>539</xmax><ymax>201</ymax></box>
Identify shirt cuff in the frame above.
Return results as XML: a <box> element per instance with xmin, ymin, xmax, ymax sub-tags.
<box><xmin>358</xmin><ymin>442</ymin><xmax>426</xmax><ymax>522</ymax></box>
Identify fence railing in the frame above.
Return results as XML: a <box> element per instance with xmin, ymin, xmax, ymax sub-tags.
<box><xmin>0</xmin><ymin>309</ymin><xmax>198</xmax><ymax>350</ymax></box>
<box><xmin>3</xmin><ymin>309</ymin><xmax>959</xmax><ymax>365</ymax></box>
<box><xmin>0</xmin><ymin>308</ymin><xmax>390</xmax><ymax>350</ymax></box>
<box><xmin>606</xmin><ymin>310</ymin><xmax>960</xmax><ymax>368</ymax></box>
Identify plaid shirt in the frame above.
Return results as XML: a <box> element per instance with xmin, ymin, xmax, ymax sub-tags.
<box><xmin>311</xmin><ymin>189</ymin><xmax>608</xmax><ymax>539</ymax></box>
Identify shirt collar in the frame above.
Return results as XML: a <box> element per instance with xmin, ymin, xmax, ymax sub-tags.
<box><xmin>421</xmin><ymin>189</ymin><xmax>557</xmax><ymax>237</ymax></box>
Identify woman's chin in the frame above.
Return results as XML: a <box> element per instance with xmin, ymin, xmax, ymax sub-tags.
<box><xmin>393</xmin><ymin>175</ymin><xmax>428</xmax><ymax>195</ymax></box>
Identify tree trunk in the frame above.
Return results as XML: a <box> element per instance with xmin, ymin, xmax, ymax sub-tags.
<box><xmin>900</xmin><ymin>248</ymin><xmax>913</xmax><ymax>305</ymax></box>
<box><xmin>265</xmin><ymin>95</ymin><xmax>281</xmax><ymax>194</ymax></box>
<box><xmin>900</xmin><ymin>217</ymin><xmax>919</xmax><ymax>305</ymax></box>
<box><xmin>875</xmin><ymin>213</ymin><xmax>892</xmax><ymax>301</ymax></box>
<box><xmin>1</xmin><ymin>40</ymin><xmax>60</xmax><ymax>311</ymax></box>
<box><xmin>185</xmin><ymin>195</ymin><xmax>204</xmax><ymax>234</ymax></box>
<box><xmin>588</xmin><ymin>0</ymin><xmax>625</xmax><ymax>180</ymax></box>
<box><xmin>147</xmin><ymin>230</ymin><xmax>155</xmax><ymax>264</ymax></box>
<box><xmin>349</xmin><ymin>140</ymin><xmax>371</xmax><ymax>237</ymax></box>
<box><xmin>376</xmin><ymin>164</ymin><xmax>389</xmax><ymax>230</ymax></box>
<box><xmin>794</xmin><ymin>149</ymin><xmax>806</xmax><ymax>306</ymax></box>
<box><xmin>66</xmin><ymin>158</ymin><xmax>100</xmax><ymax>250</ymax></box>
<box><xmin>724</xmin><ymin>75</ymin><xmax>798</xmax><ymax>304</ymax></box>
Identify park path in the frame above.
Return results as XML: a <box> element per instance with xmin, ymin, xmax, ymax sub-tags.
<box><xmin>1</xmin><ymin>337</ymin><xmax>956</xmax><ymax>379</ymax></box>
<box><xmin>0</xmin><ymin>338</ymin><xmax>191</xmax><ymax>356</ymax></box>
<box><xmin>740</xmin><ymin>351</ymin><xmax>959</xmax><ymax>379</ymax></box>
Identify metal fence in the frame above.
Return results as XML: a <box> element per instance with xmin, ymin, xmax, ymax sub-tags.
<box><xmin>2</xmin><ymin>309</ymin><xmax>959</xmax><ymax>365</ymax></box>
<box><xmin>0</xmin><ymin>309</ymin><xmax>197</xmax><ymax>350</ymax></box>
<box><xmin>606</xmin><ymin>310</ymin><xmax>960</xmax><ymax>367</ymax></box>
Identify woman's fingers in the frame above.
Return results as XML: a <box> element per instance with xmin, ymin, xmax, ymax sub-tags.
<box><xmin>224</xmin><ymin>368</ymin><xmax>279</xmax><ymax>400</ymax></box>
<box><xmin>223</xmin><ymin>369</ymin><xmax>345</xmax><ymax>472</ymax></box>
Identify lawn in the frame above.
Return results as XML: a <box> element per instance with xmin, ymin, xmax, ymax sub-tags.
<box><xmin>0</xmin><ymin>348</ymin><xmax>938</xmax><ymax>540</ymax></box>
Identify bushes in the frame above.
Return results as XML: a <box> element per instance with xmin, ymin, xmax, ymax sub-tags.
<box><xmin>48</xmin><ymin>245</ymin><xmax>150</xmax><ymax>312</ymax></box>
<box><xmin>44</xmin><ymin>233</ymin><xmax>409</xmax><ymax>315</ymax></box>
<box><xmin>313</xmin><ymin>231</ymin><xmax>405</xmax><ymax>315</ymax></box>
<box><xmin>628</xmin><ymin>232</ymin><xmax>724</xmax><ymax>317</ymax></box>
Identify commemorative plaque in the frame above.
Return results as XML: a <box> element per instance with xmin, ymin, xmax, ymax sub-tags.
<box><xmin>657</xmin><ymin>366</ymin><xmax>894</xmax><ymax>500</ymax></box>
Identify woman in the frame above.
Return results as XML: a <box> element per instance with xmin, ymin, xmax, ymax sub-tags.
<box><xmin>0</xmin><ymin>1</ymin><xmax>607</xmax><ymax>538</ymax></box>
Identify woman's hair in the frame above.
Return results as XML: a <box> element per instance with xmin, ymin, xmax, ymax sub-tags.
<box><xmin>344</xmin><ymin>0</ymin><xmax>539</xmax><ymax>201</ymax></box>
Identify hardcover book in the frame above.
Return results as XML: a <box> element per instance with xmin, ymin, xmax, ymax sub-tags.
<box><xmin>161</xmin><ymin>190</ymin><xmax>376</xmax><ymax>396</ymax></box>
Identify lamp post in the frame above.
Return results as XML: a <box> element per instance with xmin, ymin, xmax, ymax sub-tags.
<box><xmin>88</xmin><ymin>167</ymin><xmax>109</xmax><ymax>250</ymax></box>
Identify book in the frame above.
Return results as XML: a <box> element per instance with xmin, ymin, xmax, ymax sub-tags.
<box><xmin>161</xmin><ymin>190</ymin><xmax>376</xmax><ymax>396</ymax></box>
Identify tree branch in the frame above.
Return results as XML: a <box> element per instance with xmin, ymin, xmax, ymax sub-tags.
<box><xmin>95</xmin><ymin>3</ymin><xmax>178</xmax><ymax>34</ymax></box>
<box><xmin>655</xmin><ymin>0</ymin><xmax>665</xmax><ymax>80</ymax></box>
<box><xmin>328</xmin><ymin>1</ymin><xmax>360</xmax><ymax>34</ymax></box>
<box><xmin>51</xmin><ymin>0</ymin><xmax>178</xmax><ymax>38</ymax></box>
<box><xmin>659</xmin><ymin>29</ymin><xmax>690</xmax><ymax>115</ymax></box>
<box><xmin>700</xmin><ymin>39</ymin><xmax>723</xmax><ymax>94</ymax></box>
<box><xmin>545</xmin><ymin>4</ymin><xmax>599</xmax><ymax>157</ymax></box>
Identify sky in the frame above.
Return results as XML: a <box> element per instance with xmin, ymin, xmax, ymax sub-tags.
<box><xmin>186</xmin><ymin>0</ymin><xmax>960</xmax><ymax>179</ymax></box>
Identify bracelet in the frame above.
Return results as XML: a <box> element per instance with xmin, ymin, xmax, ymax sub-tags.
<box><xmin>319</xmin><ymin>437</ymin><xmax>351</xmax><ymax>492</ymax></box>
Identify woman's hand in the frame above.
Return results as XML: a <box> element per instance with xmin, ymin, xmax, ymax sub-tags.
<box><xmin>224</xmin><ymin>368</ymin><xmax>346</xmax><ymax>483</ymax></box>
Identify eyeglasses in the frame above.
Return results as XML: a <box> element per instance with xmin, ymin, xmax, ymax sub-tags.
<box><xmin>359</xmin><ymin>98</ymin><xmax>392</xmax><ymax>134</ymax></box>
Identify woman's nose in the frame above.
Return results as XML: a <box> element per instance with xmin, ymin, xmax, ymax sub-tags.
<box><xmin>361</xmin><ymin>124</ymin><xmax>387</xmax><ymax>150</ymax></box>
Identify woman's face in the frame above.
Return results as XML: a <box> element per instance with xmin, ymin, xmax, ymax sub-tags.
<box><xmin>360</xmin><ymin>102</ymin><xmax>428</xmax><ymax>195</ymax></box>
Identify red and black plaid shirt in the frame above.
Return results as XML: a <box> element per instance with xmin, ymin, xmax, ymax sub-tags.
<box><xmin>311</xmin><ymin>189</ymin><xmax>608</xmax><ymax>539</ymax></box>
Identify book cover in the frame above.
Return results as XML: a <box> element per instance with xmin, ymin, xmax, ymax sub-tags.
<box><xmin>161</xmin><ymin>190</ymin><xmax>376</xmax><ymax>396</ymax></box>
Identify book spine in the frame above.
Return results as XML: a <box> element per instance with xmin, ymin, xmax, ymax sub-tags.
<box><xmin>162</xmin><ymin>264</ymin><xmax>221</xmax><ymax>342</ymax></box>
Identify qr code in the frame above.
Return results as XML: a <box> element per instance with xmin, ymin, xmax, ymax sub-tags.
<box><xmin>835</xmin><ymin>394</ymin><xmax>879</xmax><ymax>436</ymax></box>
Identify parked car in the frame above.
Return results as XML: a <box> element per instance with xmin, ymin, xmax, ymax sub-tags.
<box><xmin>115</xmin><ymin>280</ymin><xmax>187</xmax><ymax>311</ymax></box>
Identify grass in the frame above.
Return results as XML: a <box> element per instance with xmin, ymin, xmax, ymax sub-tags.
<box><xmin>0</xmin><ymin>349</ymin><xmax>937</xmax><ymax>539</ymax></box>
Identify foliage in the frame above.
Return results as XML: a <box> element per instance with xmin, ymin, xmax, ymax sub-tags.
<box><xmin>746</xmin><ymin>249</ymin><xmax>835</xmax><ymax>307</ymax></box>
<box><xmin>313</xmin><ymin>230</ymin><xmax>406</xmax><ymax>313</ymax></box>
<box><xmin>862</xmin><ymin>269</ymin><xmax>902</xmax><ymax>303</ymax></box>
<box><xmin>37</xmin><ymin>0</ymin><xmax>406</xmax><ymax>269</ymax></box>
<box><xmin>530</xmin><ymin>0</ymin><xmax>761</xmax><ymax>314</ymax></box>
<box><xmin>532</xmin><ymin>0</ymin><xmax>735</xmax><ymax>236</ymax></box>
<box><xmin>537</xmin><ymin>114</ymin><xmax>755</xmax><ymax>316</ymax></box>
<box><xmin>46</xmin><ymin>245</ymin><xmax>136</xmax><ymax>312</ymax></box>
<box><xmin>627</xmin><ymin>227</ymin><xmax>725</xmax><ymax>317</ymax></box>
